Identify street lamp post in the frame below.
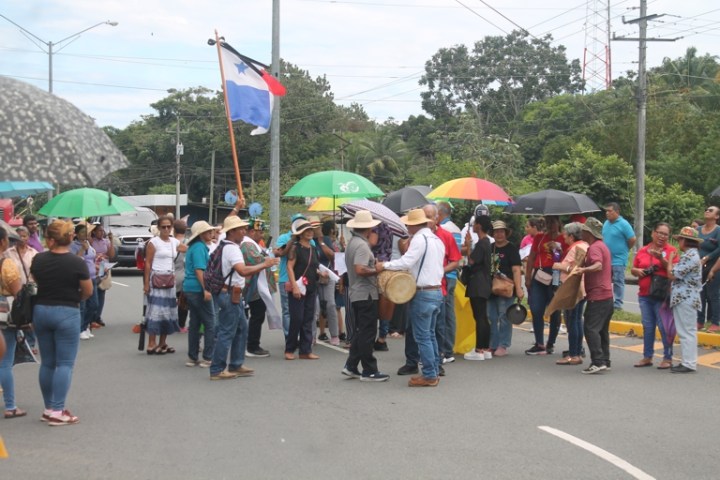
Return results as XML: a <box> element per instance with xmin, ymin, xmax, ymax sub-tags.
<box><xmin>0</xmin><ymin>15</ymin><xmax>118</xmax><ymax>93</ymax></box>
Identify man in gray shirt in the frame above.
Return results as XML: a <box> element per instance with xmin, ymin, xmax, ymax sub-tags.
<box><xmin>342</xmin><ymin>211</ymin><xmax>389</xmax><ymax>382</ymax></box>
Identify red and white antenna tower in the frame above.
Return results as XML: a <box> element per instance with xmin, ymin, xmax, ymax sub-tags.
<box><xmin>582</xmin><ymin>0</ymin><xmax>612</xmax><ymax>92</ymax></box>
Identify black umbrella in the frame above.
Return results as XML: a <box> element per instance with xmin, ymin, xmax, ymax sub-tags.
<box><xmin>505</xmin><ymin>189</ymin><xmax>600</xmax><ymax>216</ymax></box>
<box><xmin>382</xmin><ymin>186</ymin><xmax>430</xmax><ymax>214</ymax></box>
<box><xmin>0</xmin><ymin>76</ymin><xmax>129</xmax><ymax>185</ymax></box>
<box><xmin>711</xmin><ymin>186</ymin><xmax>720</xmax><ymax>197</ymax></box>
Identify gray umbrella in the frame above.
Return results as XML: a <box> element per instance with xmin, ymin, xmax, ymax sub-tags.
<box><xmin>0</xmin><ymin>76</ymin><xmax>128</xmax><ymax>185</ymax></box>
<box><xmin>711</xmin><ymin>186</ymin><xmax>720</xmax><ymax>197</ymax></box>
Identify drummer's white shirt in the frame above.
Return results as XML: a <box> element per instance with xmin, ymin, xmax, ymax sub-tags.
<box><xmin>383</xmin><ymin>227</ymin><xmax>445</xmax><ymax>288</ymax></box>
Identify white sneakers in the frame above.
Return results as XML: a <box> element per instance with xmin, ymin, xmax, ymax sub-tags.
<box><xmin>464</xmin><ymin>350</ymin><xmax>493</xmax><ymax>361</ymax></box>
<box><xmin>79</xmin><ymin>329</ymin><xmax>93</xmax><ymax>340</ymax></box>
<box><xmin>559</xmin><ymin>324</ymin><xmax>568</xmax><ymax>334</ymax></box>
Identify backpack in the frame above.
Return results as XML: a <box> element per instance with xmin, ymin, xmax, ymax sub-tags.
<box><xmin>204</xmin><ymin>240</ymin><xmax>235</xmax><ymax>294</ymax></box>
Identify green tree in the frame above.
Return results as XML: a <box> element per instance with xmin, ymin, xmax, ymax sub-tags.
<box><xmin>644</xmin><ymin>177</ymin><xmax>705</xmax><ymax>241</ymax></box>
<box><xmin>419</xmin><ymin>30</ymin><xmax>583</xmax><ymax>138</ymax></box>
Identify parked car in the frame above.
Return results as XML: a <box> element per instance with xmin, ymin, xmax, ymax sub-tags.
<box><xmin>95</xmin><ymin>207</ymin><xmax>158</xmax><ymax>267</ymax></box>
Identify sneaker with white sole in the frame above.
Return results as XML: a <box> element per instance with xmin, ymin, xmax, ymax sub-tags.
<box><xmin>47</xmin><ymin>410</ymin><xmax>79</xmax><ymax>426</ymax></box>
<box><xmin>199</xmin><ymin>360</ymin><xmax>212</xmax><ymax>368</ymax></box>
<box><xmin>483</xmin><ymin>350</ymin><xmax>493</xmax><ymax>360</ymax></box>
<box><xmin>79</xmin><ymin>330</ymin><xmax>92</xmax><ymax>340</ymax></box>
<box><xmin>559</xmin><ymin>324</ymin><xmax>567</xmax><ymax>334</ymax></box>
<box><xmin>442</xmin><ymin>356</ymin><xmax>455</xmax><ymax>364</ymax></box>
<box><xmin>342</xmin><ymin>366</ymin><xmax>361</xmax><ymax>378</ymax></box>
<box><xmin>185</xmin><ymin>359</ymin><xmax>199</xmax><ymax>367</ymax></box>
<box><xmin>464</xmin><ymin>350</ymin><xmax>485</xmax><ymax>361</ymax></box>
<box><xmin>360</xmin><ymin>371</ymin><xmax>390</xmax><ymax>382</ymax></box>
<box><xmin>581</xmin><ymin>364</ymin><xmax>607</xmax><ymax>375</ymax></box>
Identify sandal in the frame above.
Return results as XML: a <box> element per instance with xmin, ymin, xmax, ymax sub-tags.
<box><xmin>159</xmin><ymin>345</ymin><xmax>175</xmax><ymax>354</ymax></box>
<box><xmin>4</xmin><ymin>408</ymin><xmax>27</xmax><ymax>419</ymax></box>
<box><xmin>146</xmin><ymin>347</ymin><xmax>157</xmax><ymax>355</ymax></box>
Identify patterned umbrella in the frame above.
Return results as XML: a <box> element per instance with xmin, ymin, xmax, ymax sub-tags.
<box><xmin>340</xmin><ymin>199</ymin><xmax>409</xmax><ymax>238</ymax></box>
<box><xmin>0</xmin><ymin>76</ymin><xmax>128</xmax><ymax>186</ymax></box>
<box><xmin>427</xmin><ymin>177</ymin><xmax>512</xmax><ymax>205</ymax></box>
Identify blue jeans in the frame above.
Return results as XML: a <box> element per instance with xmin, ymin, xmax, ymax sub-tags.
<box><xmin>639</xmin><ymin>296</ymin><xmax>672</xmax><ymax>360</ymax></box>
<box><xmin>210</xmin><ymin>292</ymin><xmax>248</xmax><ymax>375</ymax></box>
<box><xmin>1</xmin><ymin>329</ymin><xmax>19</xmax><ymax>410</ymax></box>
<box><xmin>185</xmin><ymin>291</ymin><xmax>216</xmax><ymax>362</ymax></box>
<box><xmin>280</xmin><ymin>282</ymin><xmax>291</xmax><ymax>338</ymax></box>
<box><xmin>488</xmin><ymin>295</ymin><xmax>515</xmax><ymax>349</ymax></box>
<box><xmin>529</xmin><ymin>278</ymin><xmax>560</xmax><ymax>347</ymax></box>
<box><xmin>80</xmin><ymin>280</ymin><xmax>99</xmax><ymax>331</ymax></box>
<box><xmin>410</xmin><ymin>289</ymin><xmax>443</xmax><ymax>379</ymax></box>
<box><xmin>437</xmin><ymin>277</ymin><xmax>457</xmax><ymax>357</ymax></box>
<box><xmin>565</xmin><ymin>299</ymin><xmax>586</xmax><ymax>357</ymax></box>
<box><xmin>611</xmin><ymin>265</ymin><xmax>626</xmax><ymax>309</ymax></box>
<box><xmin>33</xmin><ymin>305</ymin><xmax>81</xmax><ymax>410</ymax></box>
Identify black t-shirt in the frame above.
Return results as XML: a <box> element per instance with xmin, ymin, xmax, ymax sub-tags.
<box><xmin>493</xmin><ymin>242</ymin><xmax>522</xmax><ymax>278</ymax></box>
<box><xmin>292</xmin><ymin>243</ymin><xmax>319</xmax><ymax>294</ymax></box>
<box><xmin>31</xmin><ymin>251</ymin><xmax>89</xmax><ymax>307</ymax></box>
<box><xmin>466</xmin><ymin>237</ymin><xmax>492</xmax><ymax>299</ymax></box>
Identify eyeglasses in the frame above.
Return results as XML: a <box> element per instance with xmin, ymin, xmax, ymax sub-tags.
<box><xmin>707</xmin><ymin>208</ymin><xmax>717</xmax><ymax>213</ymax></box>
<box><xmin>654</xmin><ymin>231</ymin><xmax>669</xmax><ymax>237</ymax></box>
<box><xmin>160</xmin><ymin>225</ymin><xmax>172</xmax><ymax>230</ymax></box>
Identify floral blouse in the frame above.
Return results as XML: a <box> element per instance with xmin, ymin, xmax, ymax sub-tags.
<box><xmin>670</xmin><ymin>248</ymin><xmax>702</xmax><ymax>310</ymax></box>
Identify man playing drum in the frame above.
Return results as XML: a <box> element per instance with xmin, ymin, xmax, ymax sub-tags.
<box><xmin>377</xmin><ymin>208</ymin><xmax>446</xmax><ymax>387</ymax></box>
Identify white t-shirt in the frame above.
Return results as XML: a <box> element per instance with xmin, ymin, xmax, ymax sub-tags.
<box><xmin>150</xmin><ymin>237</ymin><xmax>179</xmax><ymax>272</ymax></box>
<box><xmin>221</xmin><ymin>241</ymin><xmax>245</xmax><ymax>288</ymax></box>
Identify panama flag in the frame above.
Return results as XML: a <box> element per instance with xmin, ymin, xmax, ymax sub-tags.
<box><xmin>220</xmin><ymin>45</ymin><xmax>286</xmax><ymax>135</ymax></box>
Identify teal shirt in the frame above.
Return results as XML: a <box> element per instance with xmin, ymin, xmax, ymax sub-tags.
<box><xmin>182</xmin><ymin>240</ymin><xmax>209</xmax><ymax>293</ymax></box>
<box><xmin>602</xmin><ymin>216</ymin><xmax>635</xmax><ymax>267</ymax></box>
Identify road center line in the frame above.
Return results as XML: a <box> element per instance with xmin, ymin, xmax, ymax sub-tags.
<box><xmin>538</xmin><ymin>426</ymin><xmax>655</xmax><ymax>480</ymax></box>
<box><xmin>111</xmin><ymin>281</ymin><xmax>129</xmax><ymax>287</ymax></box>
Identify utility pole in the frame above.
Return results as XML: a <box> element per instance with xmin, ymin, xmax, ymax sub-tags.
<box><xmin>613</xmin><ymin>0</ymin><xmax>678</xmax><ymax>247</ymax></box>
<box><xmin>269</xmin><ymin>0</ymin><xmax>281</xmax><ymax>245</ymax></box>
<box><xmin>332</xmin><ymin>130</ymin><xmax>352</xmax><ymax>171</ymax></box>
<box><xmin>209</xmin><ymin>150</ymin><xmax>216</xmax><ymax>223</ymax></box>
<box><xmin>168</xmin><ymin>115</ymin><xmax>188</xmax><ymax>218</ymax></box>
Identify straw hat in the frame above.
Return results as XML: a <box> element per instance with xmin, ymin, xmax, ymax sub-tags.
<box><xmin>347</xmin><ymin>210</ymin><xmax>380</xmax><ymax>229</ymax></box>
<box><xmin>400</xmin><ymin>208</ymin><xmax>432</xmax><ymax>226</ymax></box>
<box><xmin>674</xmin><ymin>226</ymin><xmax>701</xmax><ymax>243</ymax></box>
<box><xmin>307</xmin><ymin>215</ymin><xmax>322</xmax><ymax>228</ymax></box>
<box><xmin>580</xmin><ymin>217</ymin><xmax>603</xmax><ymax>240</ymax></box>
<box><xmin>291</xmin><ymin>219</ymin><xmax>313</xmax><ymax>235</ymax></box>
<box><xmin>491</xmin><ymin>220</ymin><xmax>511</xmax><ymax>233</ymax></box>
<box><xmin>222</xmin><ymin>216</ymin><xmax>249</xmax><ymax>234</ymax></box>
<box><xmin>187</xmin><ymin>220</ymin><xmax>215</xmax><ymax>244</ymax></box>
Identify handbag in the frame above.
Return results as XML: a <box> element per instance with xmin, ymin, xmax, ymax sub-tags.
<box><xmin>460</xmin><ymin>265</ymin><xmax>472</xmax><ymax>285</ymax></box>
<box><xmin>534</xmin><ymin>269</ymin><xmax>553</xmax><ymax>286</ymax></box>
<box><xmin>492</xmin><ymin>274</ymin><xmax>515</xmax><ymax>298</ymax></box>
<box><xmin>151</xmin><ymin>273</ymin><xmax>175</xmax><ymax>289</ymax></box>
<box><xmin>98</xmin><ymin>270</ymin><xmax>113</xmax><ymax>291</ymax></box>
<box><xmin>649</xmin><ymin>273</ymin><xmax>671</xmax><ymax>301</ymax></box>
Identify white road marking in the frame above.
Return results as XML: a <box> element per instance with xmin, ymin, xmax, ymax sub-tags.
<box><xmin>111</xmin><ymin>281</ymin><xmax>129</xmax><ymax>287</ymax></box>
<box><xmin>538</xmin><ymin>426</ymin><xmax>656</xmax><ymax>480</ymax></box>
<box><xmin>316</xmin><ymin>341</ymin><xmax>349</xmax><ymax>354</ymax></box>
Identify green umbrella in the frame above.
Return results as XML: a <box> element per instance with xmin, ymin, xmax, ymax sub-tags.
<box><xmin>284</xmin><ymin>170</ymin><xmax>383</xmax><ymax>198</ymax></box>
<box><xmin>38</xmin><ymin>188</ymin><xmax>136</xmax><ymax>218</ymax></box>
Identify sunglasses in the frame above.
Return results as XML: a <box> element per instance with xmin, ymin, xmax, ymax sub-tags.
<box><xmin>707</xmin><ymin>208</ymin><xmax>717</xmax><ymax>213</ymax></box>
<box><xmin>160</xmin><ymin>225</ymin><xmax>173</xmax><ymax>230</ymax></box>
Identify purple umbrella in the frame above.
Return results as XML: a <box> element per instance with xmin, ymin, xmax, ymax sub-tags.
<box><xmin>659</xmin><ymin>300</ymin><xmax>676</xmax><ymax>345</ymax></box>
<box><xmin>340</xmin><ymin>199</ymin><xmax>409</xmax><ymax>238</ymax></box>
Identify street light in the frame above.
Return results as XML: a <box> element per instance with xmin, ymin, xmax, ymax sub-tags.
<box><xmin>0</xmin><ymin>15</ymin><xmax>118</xmax><ymax>93</ymax></box>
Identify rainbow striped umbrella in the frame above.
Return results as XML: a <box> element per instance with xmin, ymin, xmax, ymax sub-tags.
<box><xmin>427</xmin><ymin>177</ymin><xmax>512</xmax><ymax>205</ymax></box>
<box><xmin>308</xmin><ymin>196</ymin><xmax>356</xmax><ymax>212</ymax></box>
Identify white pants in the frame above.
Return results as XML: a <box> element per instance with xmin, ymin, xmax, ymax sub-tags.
<box><xmin>672</xmin><ymin>301</ymin><xmax>698</xmax><ymax>369</ymax></box>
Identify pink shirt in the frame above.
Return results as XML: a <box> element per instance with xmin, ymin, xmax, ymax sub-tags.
<box><xmin>583</xmin><ymin>240</ymin><xmax>613</xmax><ymax>302</ymax></box>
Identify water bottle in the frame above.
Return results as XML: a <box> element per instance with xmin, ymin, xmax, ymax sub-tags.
<box><xmin>266</xmin><ymin>248</ymin><xmax>277</xmax><ymax>272</ymax></box>
<box><xmin>552</xmin><ymin>246</ymin><xmax>561</xmax><ymax>286</ymax></box>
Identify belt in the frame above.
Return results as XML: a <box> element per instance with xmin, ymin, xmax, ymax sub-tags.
<box><xmin>416</xmin><ymin>285</ymin><xmax>441</xmax><ymax>291</ymax></box>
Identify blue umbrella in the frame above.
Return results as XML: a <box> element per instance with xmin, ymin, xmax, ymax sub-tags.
<box><xmin>0</xmin><ymin>181</ymin><xmax>54</xmax><ymax>199</ymax></box>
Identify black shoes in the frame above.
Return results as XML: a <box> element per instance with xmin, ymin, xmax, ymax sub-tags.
<box><xmin>397</xmin><ymin>364</ymin><xmax>419</xmax><ymax>376</ymax></box>
<box><xmin>670</xmin><ymin>364</ymin><xmax>696</xmax><ymax>374</ymax></box>
<box><xmin>374</xmin><ymin>340</ymin><xmax>389</xmax><ymax>352</ymax></box>
<box><xmin>318</xmin><ymin>333</ymin><xmax>329</xmax><ymax>341</ymax></box>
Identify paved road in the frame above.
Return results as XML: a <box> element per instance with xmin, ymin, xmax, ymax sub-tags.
<box><xmin>1</xmin><ymin>271</ymin><xmax>717</xmax><ymax>479</ymax></box>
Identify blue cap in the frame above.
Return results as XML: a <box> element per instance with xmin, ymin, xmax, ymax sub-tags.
<box><xmin>291</xmin><ymin>213</ymin><xmax>307</xmax><ymax>222</ymax></box>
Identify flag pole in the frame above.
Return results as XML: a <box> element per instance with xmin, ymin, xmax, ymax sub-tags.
<box><xmin>214</xmin><ymin>30</ymin><xmax>245</xmax><ymax>204</ymax></box>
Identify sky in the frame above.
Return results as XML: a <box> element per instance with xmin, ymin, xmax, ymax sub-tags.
<box><xmin>1</xmin><ymin>0</ymin><xmax>718</xmax><ymax>129</ymax></box>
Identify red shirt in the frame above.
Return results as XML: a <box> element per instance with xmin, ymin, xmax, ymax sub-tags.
<box><xmin>633</xmin><ymin>243</ymin><xmax>678</xmax><ymax>297</ymax></box>
<box><xmin>584</xmin><ymin>240</ymin><xmax>613</xmax><ymax>302</ymax></box>
<box><xmin>436</xmin><ymin>225</ymin><xmax>462</xmax><ymax>296</ymax></box>
<box><xmin>531</xmin><ymin>233</ymin><xmax>568</xmax><ymax>269</ymax></box>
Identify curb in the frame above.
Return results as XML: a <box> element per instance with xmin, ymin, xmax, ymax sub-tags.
<box><xmin>609</xmin><ymin>320</ymin><xmax>720</xmax><ymax>348</ymax></box>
